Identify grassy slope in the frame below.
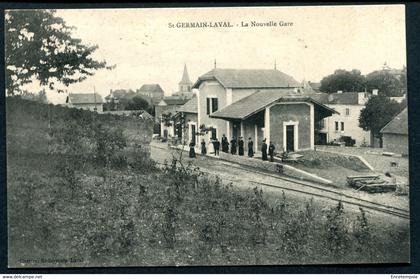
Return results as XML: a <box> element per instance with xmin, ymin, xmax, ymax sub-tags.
<box><xmin>291</xmin><ymin>150</ymin><xmax>372</xmax><ymax>187</ymax></box>
<box><xmin>7</xmin><ymin>98</ymin><xmax>410</xmax><ymax>267</ymax></box>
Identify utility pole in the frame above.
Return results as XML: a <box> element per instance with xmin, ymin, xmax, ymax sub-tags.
<box><xmin>93</xmin><ymin>86</ymin><xmax>97</xmax><ymax>112</ymax></box>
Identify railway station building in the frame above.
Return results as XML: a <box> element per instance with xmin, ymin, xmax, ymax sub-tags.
<box><xmin>176</xmin><ymin>68</ymin><xmax>337</xmax><ymax>152</ymax></box>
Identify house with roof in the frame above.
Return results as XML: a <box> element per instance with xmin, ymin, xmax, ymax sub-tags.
<box><xmin>65</xmin><ymin>93</ymin><xmax>104</xmax><ymax>112</ymax></box>
<box><xmin>175</xmin><ymin>68</ymin><xmax>337</xmax><ymax>152</ymax></box>
<box><xmin>380</xmin><ymin>107</ymin><xmax>408</xmax><ymax>156</ymax></box>
<box><xmin>157</xmin><ymin>65</ymin><xmax>195</xmax><ymax>138</ymax></box>
<box><xmin>157</xmin><ymin>96</ymin><xmax>191</xmax><ymax>138</ymax></box>
<box><xmin>105</xmin><ymin>89</ymin><xmax>139</xmax><ymax>111</ymax></box>
<box><xmin>156</xmin><ymin>96</ymin><xmax>190</xmax><ymax>119</ymax></box>
<box><xmin>173</xmin><ymin>96</ymin><xmax>198</xmax><ymax>143</ymax></box>
<box><xmin>106</xmin><ymin>89</ymin><xmax>136</xmax><ymax>101</ymax></box>
<box><xmin>137</xmin><ymin>84</ymin><xmax>165</xmax><ymax>105</ymax></box>
<box><xmin>308</xmin><ymin>81</ymin><xmax>322</xmax><ymax>93</ymax></box>
<box><xmin>313</xmin><ymin>91</ymin><xmax>372</xmax><ymax>146</ymax></box>
<box><xmin>105</xmin><ymin>85</ymin><xmax>165</xmax><ymax>111</ymax></box>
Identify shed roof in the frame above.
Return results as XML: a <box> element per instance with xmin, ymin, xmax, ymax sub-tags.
<box><xmin>209</xmin><ymin>89</ymin><xmax>337</xmax><ymax>120</ymax></box>
<box><xmin>176</xmin><ymin>95</ymin><xmax>198</xmax><ymax>113</ymax></box>
<box><xmin>327</xmin><ymin>92</ymin><xmax>361</xmax><ymax>105</ymax></box>
<box><xmin>380</xmin><ymin>107</ymin><xmax>408</xmax><ymax>135</ymax></box>
<box><xmin>68</xmin><ymin>93</ymin><xmax>103</xmax><ymax>104</ymax></box>
<box><xmin>193</xmin><ymin>68</ymin><xmax>300</xmax><ymax>89</ymax></box>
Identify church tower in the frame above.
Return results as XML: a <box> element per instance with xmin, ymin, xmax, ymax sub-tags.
<box><xmin>178</xmin><ymin>64</ymin><xmax>193</xmax><ymax>93</ymax></box>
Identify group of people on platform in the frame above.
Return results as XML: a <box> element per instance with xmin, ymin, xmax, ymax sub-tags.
<box><xmin>189</xmin><ymin>133</ymin><xmax>277</xmax><ymax>162</ymax></box>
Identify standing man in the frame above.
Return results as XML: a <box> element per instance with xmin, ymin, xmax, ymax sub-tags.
<box><xmin>261</xmin><ymin>138</ymin><xmax>268</xmax><ymax>161</ymax></box>
<box><xmin>238</xmin><ymin>137</ymin><xmax>244</xmax><ymax>156</ymax></box>
<box><xmin>269</xmin><ymin>141</ymin><xmax>276</xmax><ymax>162</ymax></box>
<box><xmin>230</xmin><ymin>137</ymin><xmax>237</xmax><ymax>155</ymax></box>
<box><xmin>248</xmin><ymin>137</ymin><xmax>254</xmax><ymax>158</ymax></box>
<box><xmin>212</xmin><ymin>138</ymin><xmax>220</xmax><ymax>156</ymax></box>
<box><xmin>221</xmin><ymin>134</ymin><xmax>229</xmax><ymax>153</ymax></box>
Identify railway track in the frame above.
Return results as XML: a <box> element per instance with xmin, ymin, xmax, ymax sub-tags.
<box><xmin>218</xmin><ymin>161</ymin><xmax>410</xmax><ymax>220</ymax></box>
<box><xmin>152</xmin><ymin>144</ymin><xmax>410</xmax><ymax>220</ymax></box>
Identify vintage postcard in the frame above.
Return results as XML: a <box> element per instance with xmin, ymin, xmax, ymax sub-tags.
<box><xmin>5</xmin><ymin>5</ymin><xmax>409</xmax><ymax>267</ymax></box>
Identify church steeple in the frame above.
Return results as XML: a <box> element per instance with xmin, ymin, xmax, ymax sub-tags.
<box><xmin>179</xmin><ymin>64</ymin><xmax>192</xmax><ymax>87</ymax></box>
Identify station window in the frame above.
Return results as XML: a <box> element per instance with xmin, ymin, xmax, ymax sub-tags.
<box><xmin>206</xmin><ymin>97</ymin><xmax>219</xmax><ymax>114</ymax></box>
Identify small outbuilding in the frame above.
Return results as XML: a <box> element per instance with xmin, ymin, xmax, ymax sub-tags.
<box><xmin>66</xmin><ymin>93</ymin><xmax>103</xmax><ymax>112</ymax></box>
<box><xmin>380</xmin><ymin>107</ymin><xmax>408</xmax><ymax>156</ymax></box>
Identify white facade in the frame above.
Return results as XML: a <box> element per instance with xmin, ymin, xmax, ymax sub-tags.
<box><xmin>320</xmin><ymin>104</ymin><xmax>371</xmax><ymax>146</ymax></box>
<box><xmin>196</xmin><ymin>82</ymin><xmax>260</xmax><ymax>144</ymax></box>
<box><xmin>160</xmin><ymin>119</ymin><xmax>175</xmax><ymax>138</ymax></box>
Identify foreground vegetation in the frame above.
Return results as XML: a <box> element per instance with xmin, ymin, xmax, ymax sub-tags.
<box><xmin>7</xmin><ymin>98</ymin><xmax>409</xmax><ymax>266</ymax></box>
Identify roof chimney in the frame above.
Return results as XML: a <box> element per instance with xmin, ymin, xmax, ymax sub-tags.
<box><xmin>372</xmin><ymin>89</ymin><xmax>378</xmax><ymax>96</ymax></box>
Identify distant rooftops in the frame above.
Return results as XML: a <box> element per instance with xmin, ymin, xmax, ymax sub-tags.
<box><xmin>193</xmin><ymin>68</ymin><xmax>301</xmax><ymax>89</ymax></box>
<box><xmin>308</xmin><ymin>91</ymin><xmax>372</xmax><ymax>105</ymax></box>
<box><xmin>138</xmin><ymin>84</ymin><xmax>164</xmax><ymax>93</ymax></box>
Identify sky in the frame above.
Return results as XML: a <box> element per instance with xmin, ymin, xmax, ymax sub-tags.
<box><xmin>22</xmin><ymin>5</ymin><xmax>406</xmax><ymax>104</ymax></box>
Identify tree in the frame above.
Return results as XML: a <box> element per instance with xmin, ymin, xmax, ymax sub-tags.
<box><xmin>359</xmin><ymin>95</ymin><xmax>405</xmax><ymax>142</ymax></box>
<box><xmin>20</xmin><ymin>89</ymin><xmax>48</xmax><ymax>103</ymax></box>
<box><xmin>125</xmin><ymin>96</ymin><xmax>150</xmax><ymax>111</ymax></box>
<box><xmin>5</xmin><ymin>9</ymin><xmax>113</xmax><ymax>95</ymax></box>
<box><xmin>103</xmin><ymin>98</ymin><xmax>116</xmax><ymax>112</ymax></box>
<box><xmin>319</xmin><ymin>69</ymin><xmax>366</xmax><ymax>93</ymax></box>
<box><xmin>161</xmin><ymin>112</ymin><xmax>173</xmax><ymax>128</ymax></box>
<box><xmin>366</xmin><ymin>67</ymin><xmax>406</xmax><ymax>97</ymax></box>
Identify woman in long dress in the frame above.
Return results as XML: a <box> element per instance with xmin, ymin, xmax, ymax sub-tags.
<box><xmin>248</xmin><ymin>137</ymin><xmax>254</xmax><ymax>157</ymax></box>
<box><xmin>238</xmin><ymin>137</ymin><xmax>244</xmax><ymax>156</ymax></box>
<box><xmin>189</xmin><ymin>141</ymin><xmax>196</xmax><ymax>158</ymax></box>
<box><xmin>221</xmin><ymin>134</ymin><xmax>229</xmax><ymax>153</ymax></box>
<box><xmin>261</xmin><ymin>139</ymin><xmax>268</xmax><ymax>161</ymax></box>
<box><xmin>230</xmin><ymin>137</ymin><xmax>237</xmax><ymax>155</ymax></box>
<box><xmin>201</xmin><ymin>139</ymin><xmax>207</xmax><ymax>156</ymax></box>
